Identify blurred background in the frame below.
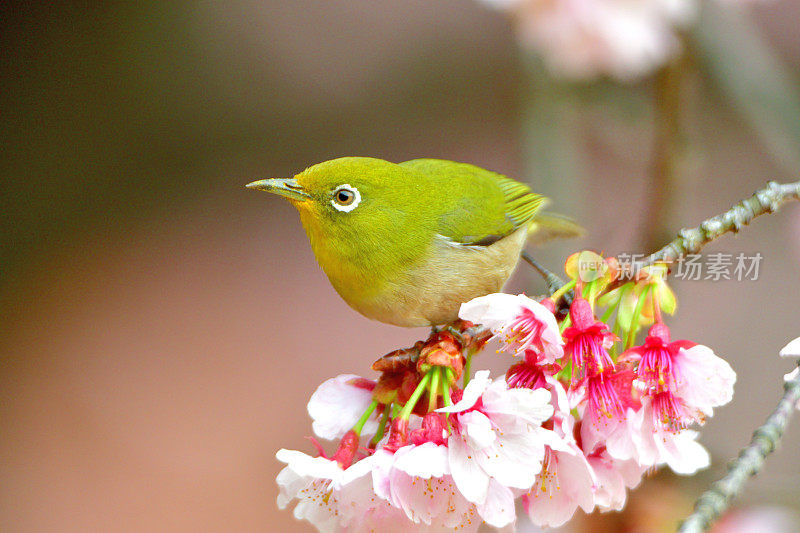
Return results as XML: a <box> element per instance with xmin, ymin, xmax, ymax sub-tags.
<box><xmin>2</xmin><ymin>1</ymin><xmax>800</xmax><ymax>531</ymax></box>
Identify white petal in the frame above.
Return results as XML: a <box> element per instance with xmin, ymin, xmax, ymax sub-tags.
<box><xmin>534</xmin><ymin>426</ymin><xmax>572</xmax><ymax>453</ymax></box>
<box><xmin>658</xmin><ymin>430</ymin><xmax>711</xmax><ymax>475</ymax></box>
<box><xmin>557</xmin><ymin>448</ymin><xmax>597</xmax><ymax>513</ymax></box>
<box><xmin>448</xmin><ymin>434</ymin><xmax>490</xmax><ymax>504</ymax></box>
<box><xmin>276</xmin><ymin>465</ymin><xmax>309</xmax><ymax>509</ymax></box>
<box><xmin>785</xmin><ymin>369</ymin><xmax>800</xmax><ymax>410</ymax></box>
<box><xmin>460</xmin><ymin>411</ymin><xmax>497</xmax><ymax>450</ymax></box>
<box><xmin>476</xmin><ymin>479</ymin><xmax>517</xmax><ymax>528</ymax></box>
<box><xmin>340</xmin><ymin>454</ymin><xmax>376</xmax><ymax>486</ymax></box>
<box><xmin>591</xmin><ymin>408</ymin><xmax>641</xmax><ymax>462</ymax></box>
<box><xmin>588</xmin><ymin>456</ymin><xmax>626</xmax><ymax>511</ymax></box>
<box><xmin>275</xmin><ymin>449</ymin><xmax>343</xmax><ymax>480</ymax></box>
<box><xmin>588</xmin><ymin>454</ymin><xmax>644</xmax><ymax>512</ymax></box>
<box><xmin>292</xmin><ymin>485</ymin><xmax>339</xmax><ymax>533</ymax></box>
<box><xmin>674</xmin><ymin>345</ymin><xmax>736</xmax><ymax>416</ymax></box>
<box><xmin>458</xmin><ymin>293</ymin><xmax>523</xmax><ymax>331</ymax></box>
<box><xmin>369</xmin><ymin>449</ymin><xmax>395</xmax><ymax>501</ymax></box>
<box><xmin>438</xmin><ymin>370</ymin><xmax>491</xmax><ymax>413</ymax></box>
<box><xmin>546</xmin><ymin>376</ymin><xmax>571</xmax><ymax>417</ymax></box>
<box><xmin>524</xmin><ymin>447</ymin><xmax>595</xmax><ymax>528</ymax></box>
<box><xmin>483</xmin><ymin>383</ymin><xmax>554</xmax><ymax>427</ymax></box>
<box><xmin>308</xmin><ymin>374</ymin><xmax>377</xmax><ymax>440</ymax></box>
<box><xmin>393</xmin><ymin>442</ymin><xmax>450</xmax><ymax>478</ymax></box>
<box><xmin>474</xmin><ymin>431</ymin><xmax>545</xmax><ymax>489</ymax></box>
<box><xmin>388</xmin><ymin>466</ymin><xmax>433</xmax><ymax>525</ymax></box>
<box><xmin>780</xmin><ymin>337</ymin><xmax>800</xmax><ymax>358</ymax></box>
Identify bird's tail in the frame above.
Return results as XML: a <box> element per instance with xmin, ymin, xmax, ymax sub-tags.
<box><xmin>526</xmin><ymin>212</ymin><xmax>584</xmax><ymax>246</ymax></box>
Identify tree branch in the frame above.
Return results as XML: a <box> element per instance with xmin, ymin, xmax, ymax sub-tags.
<box><xmin>678</xmin><ymin>361</ymin><xmax>800</xmax><ymax>533</ymax></box>
<box><xmin>525</xmin><ymin>181</ymin><xmax>800</xmax><ymax>301</ymax></box>
<box><xmin>594</xmin><ymin>180</ymin><xmax>800</xmax><ymax>293</ymax></box>
<box><xmin>521</xmin><ymin>251</ymin><xmax>565</xmax><ymax>294</ymax></box>
<box><xmin>636</xmin><ymin>180</ymin><xmax>800</xmax><ymax>270</ymax></box>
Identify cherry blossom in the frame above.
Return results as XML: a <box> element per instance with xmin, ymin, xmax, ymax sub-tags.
<box><xmin>277</xmin><ymin>273</ymin><xmax>743</xmax><ymax>531</ymax></box>
<box><xmin>276</xmin><ymin>449</ymin><xmax>376</xmax><ymax>532</ymax></box>
<box><xmin>523</xmin><ymin>442</ymin><xmax>596</xmax><ymax>527</ymax></box>
<box><xmin>562</xmin><ymin>297</ymin><xmax>616</xmax><ymax>379</ymax></box>
<box><xmin>626</xmin><ymin>324</ymin><xmax>735</xmax><ymax>432</ymax></box>
<box><xmin>459</xmin><ymin>293</ymin><xmax>564</xmax><ymax>364</ymax></box>
<box><xmin>478</xmin><ymin>0</ymin><xmax>694</xmax><ymax>81</ymax></box>
<box><xmin>779</xmin><ymin>336</ymin><xmax>800</xmax><ymax>409</ymax></box>
<box><xmin>523</xmin><ymin>405</ymin><xmax>597</xmax><ymax>528</ymax></box>
<box><xmin>307</xmin><ymin>374</ymin><xmax>378</xmax><ymax>440</ymax></box>
<box><xmin>438</xmin><ymin>371</ymin><xmax>560</xmax><ymax>524</ymax></box>
<box><xmin>370</xmin><ymin>444</ymin><xmax>487</xmax><ymax>531</ymax></box>
<box><xmin>587</xmin><ymin>451</ymin><xmax>646</xmax><ymax>511</ymax></box>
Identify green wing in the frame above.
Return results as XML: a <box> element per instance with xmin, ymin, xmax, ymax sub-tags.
<box><xmin>399</xmin><ymin>159</ymin><xmax>547</xmax><ymax>245</ymax></box>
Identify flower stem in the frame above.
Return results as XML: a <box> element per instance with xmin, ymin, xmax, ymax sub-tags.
<box><xmin>441</xmin><ymin>373</ymin><xmax>453</xmax><ymax>408</ymax></box>
<box><xmin>551</xmin><ymin>278</ymin><xmax>577</xmax><ymax>303</ymax></box>
<box><xmin>612</xmin><ymin>284</ymin><xmax>632</xmax><ymax>345</ymax></box>
<box><xmin>370</xmin><ymin>403</ymin><xmax>392</xmax><ymax>447</ymax></box>
<box><xmin>463</xmin><ymin>353</ymin><xmax>473</xmax><ymax>387</ymax></box>
<box><xmin>353</xmin><ymin>400</ymin><xmax>379</xmax><ymax>436</ymax></box>
<box><xmin>440</xmin><ymin>373</ymin><xmax>453</xmax><ymax>432</ymax></box>
<box><xmin>600</xmin><ymin>303</ymin><xmax>615</xmax><ymax>325</ymax></box>
<box><xmin>625</xmin><ymin>284</ymin><xmax>653</xmax><ymax>350</ymax></box>
<box><xmin>585</xmin><ymin>280</ymin><xmax>600</xmax><ymax>309</ymax></box>
<box><xmin>428</xmin><ymin>367</ymin><xmax>440</xmax><ymax>413</ymax></box>
<box><xmin>399</xmin><ymin>372</ymin><xmax>432</xmax><ymax>420</ymax></box>
<box><xmin>652</xmin><ymin>284</ymin><xmax>664</xmax><ymax>323</ymax></box>
<box><xmin>559</xmin><ymin>314</ymin><xmax>572</xmax><ymax>334</ymax></box>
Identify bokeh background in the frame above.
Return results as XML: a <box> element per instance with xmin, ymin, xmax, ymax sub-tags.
<box><xmin>2</xmin><ymin>1</ymin><xmax>800</xmax><ymax>531</ymax></box>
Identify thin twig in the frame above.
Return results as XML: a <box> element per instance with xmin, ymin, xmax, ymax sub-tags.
<box><xmin>603</xmin><ymin>180</ymin><xmax>800</xmax><ymax>293</ymax></box>
<box><xmin>524</xmin><ymin>182</ymin><xmax>800</xmax><ymax>295</ymax></box>
<box><xmin>678</xmin><ymin>361</ymin><xmax>800</xmax><ymax>533</ymax></box>
<box><xmin>520</xmin><ymin>251</ymin><xmax>565</xmax><ymax>295</ymax></box>
<box><xmin>637</xmin><ymin>180</ymin><xmax>800</xmax><ymax>270</ymax></box>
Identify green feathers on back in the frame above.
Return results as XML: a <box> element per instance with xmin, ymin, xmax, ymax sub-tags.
<box><xmin>495</xmin><ymin>176</ymin><xmax>547</xmax><ymax>229</ymax></box>
<box><xmin>399</xmin><ymin>158</ymin><xmax>547</xmax><ymax>245</ymax></box>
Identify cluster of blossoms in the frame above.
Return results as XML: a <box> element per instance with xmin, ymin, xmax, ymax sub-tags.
<box><xmin>277</xmin><ymin>252</ymin><xmax>736</xmax><ymax>531</ymax></box>
<box><xmin>477</xmin><ymin>0</ymin><xmax>764</xmax><ymax>81</ymax></box>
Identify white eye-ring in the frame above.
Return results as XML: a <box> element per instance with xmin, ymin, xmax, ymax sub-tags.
<box><xmin>331</xmin><ymin>184</ymin><xmax>361</xmax><ymax>212</ymax></box>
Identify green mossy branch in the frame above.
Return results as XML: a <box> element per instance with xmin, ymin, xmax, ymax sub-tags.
<box><xmin>678</xmin><ymin>361</ymin><xmax>800</xmax><ymax>533</ymax></box>
<box><xmin>638</xmin><ymin>180</ymin><xmax>800</xmax><ymax>270</ymax></box>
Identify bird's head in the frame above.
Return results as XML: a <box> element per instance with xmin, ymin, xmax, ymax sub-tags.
<box><xmin>247</xmin><ymin>157</ymin><xmax>427</xmax><ymax>260</ymax></box>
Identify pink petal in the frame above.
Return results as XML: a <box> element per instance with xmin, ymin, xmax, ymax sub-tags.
<box><xmin>308</xmin><ymin>374</ymin><xmax>377</xmax><ymax>440</ymax></box>
<box><xmin>438</xmin><ymin>371</ymin><xmax>490</xmax><ymax>413</ymax></box>
<box><xmin>393</xmin><ymin>442</ymin><xmax>449</xmax><ymax>478</ymax></box>
<box><xmin>448</xmin><ymin>434</ymin><xmax>490</xmax><ymax>504</ymax></box>
<box><xmin>673</xmin><ymin>345</ymin><xmax>736</xmax><ymax>416</ymax></box>
<box><xmin>476</xmin><ymin>479</ymin><xmax>517</xmax><ymax>528</ymax></box>
<box><xmin>473</xmin><ymin>431</ymin><xmax>545</xmax><ymax>490</ymax></box>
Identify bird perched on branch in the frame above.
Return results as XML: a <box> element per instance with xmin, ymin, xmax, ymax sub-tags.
<box><xmin>247</xmin><ymin>157</ymin><xmax>580</xmax><ymax>327</ymax></box>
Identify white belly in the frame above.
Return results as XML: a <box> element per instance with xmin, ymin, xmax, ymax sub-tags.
<box><xmin>355</xmin><ymin>227</ymin><xmax>528</xmax><ymax>327</ymax></box>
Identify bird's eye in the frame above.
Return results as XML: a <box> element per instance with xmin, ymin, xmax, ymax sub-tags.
<box><xmin>330</xmin><ymin>184</ymin><xmax>361</xmax><ymax>212</ymax></box>
<box><xmin>336</xmin><ymin>189</ymin><xmax>354</xmax><ymax>204</ymax></box>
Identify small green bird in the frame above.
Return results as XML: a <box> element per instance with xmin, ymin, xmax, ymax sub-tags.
<box><xmin>247</xmin><ymin>157</ymin><xmax>580</xmax><ymax>327</ymax></box>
